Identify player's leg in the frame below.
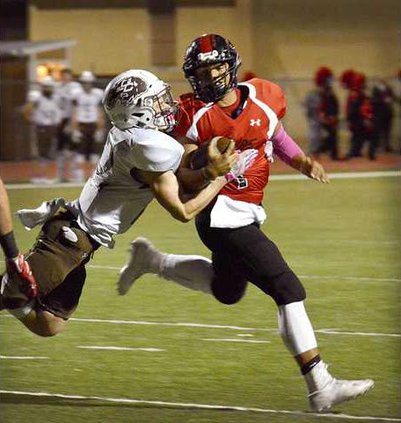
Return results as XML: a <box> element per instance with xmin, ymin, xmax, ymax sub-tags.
<box><xmin>6</xmin><ymin>264</ymin><xmax>87</xmax><ymax>336</ymax></box>
<box><xmin>118</xmin><ymin>204</ymin><xmax>248</xmax><ymax>301</ymax></box>
<box><xmin>216</xmin><ymin>223</ymin><xmax>373</xmax><ymax>411</ymax></box>
<box><xmin>194</xmin><ymin>206</ymin><xmax>248</xmax><ymax>304</ymax></box>
<box><xmin>118</xmin><ymin>237</ymin><xmax>214</xmax><ymax>295</ymax></box>
<box><xmin>1</xmin><ymin>212</ymin><xmax>97</xmax><ymax>336</ymax></box>
<box><xmin>9</xmin><ymin>303</ymin><xmax>67</xmax><ymax>337</ymax></box>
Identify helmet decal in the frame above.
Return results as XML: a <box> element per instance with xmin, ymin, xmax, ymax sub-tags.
<box><xmin>107</xmin><ymin>76</ymin><xmax>147</xmax><ymax>108</ymax></box>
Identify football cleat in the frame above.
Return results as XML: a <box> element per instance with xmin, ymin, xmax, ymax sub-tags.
<box><xmin>117</xmin><ymin>237</ymin><xmax>158</xmax><ymax>296</ymax></box>
<box><xmin>308</xmin><ymin>364</ymin><xmax>374</xmax><ymax>412</ymax></box>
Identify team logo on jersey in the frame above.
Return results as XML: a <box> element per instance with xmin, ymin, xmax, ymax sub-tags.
<box><xmin>250</xmin><ymin>118</ymin><xmax>261</xmax><ymax>127</ymax></box>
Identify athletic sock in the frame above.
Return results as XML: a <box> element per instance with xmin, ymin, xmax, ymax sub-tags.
<box><xmin>158</xmin><ymin>253</ymin><xmax>213</xmax><ymax>294</ymax></box>
<box><xmin>277</xmin><ymin>301</ymin><xmax>318</xmax><ymax>356</ymax></box>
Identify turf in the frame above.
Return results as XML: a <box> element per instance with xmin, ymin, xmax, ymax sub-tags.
<box><xmin>1</xmin><ymin>175</ymin><xmax>400</xmax><ymax>422</ymax></box>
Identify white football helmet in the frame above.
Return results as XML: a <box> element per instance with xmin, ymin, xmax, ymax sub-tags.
<box><xmin>79</xmin><ymin>70</ymin><xmax>96</xmax><ymax>83</ymax></box>
<box><xmin>40</xmin><ymin>76</ymin><xmax>56</xmax><ymax>87</ymax></box>
<box><xmin>102</xmin><ymin>69</ymin><xmax>177</xmax><ymax>132</ymax></box>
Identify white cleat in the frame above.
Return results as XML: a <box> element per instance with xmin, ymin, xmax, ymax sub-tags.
<box><xmin>117</xmin><ymin>237</ymin><xmax>157</xmax><ymax>296</ymax></box>
<box><xmin>309</xmin><ymin>375</ymin><xmax>374</xmax><ymax>412</ymax></box>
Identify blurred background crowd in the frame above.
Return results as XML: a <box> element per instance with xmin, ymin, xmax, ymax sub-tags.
<box><xmin>0</xmin><ymin>0</ymin><xmax>400</xmax><ymax>183</ymax></box>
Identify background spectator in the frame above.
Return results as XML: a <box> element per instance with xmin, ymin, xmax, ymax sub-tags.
<box><xmin>346</xmin><ymin>72</ymin><xmax>377</xmax><ymax>160</ymax></box>
<box><xmin>55</xmin><ymin>68</ymin><xmax>82</xmax><ymax>181</ymax></box>
<box><xmin>304</xmin><ymin>67</ymin><xmax>339</xmax><ymax>160</ymax></box>
<box><xmin>22</xmin><ymin>76</ymin><xmax>62</xmax><ymax>183</ymax></box>
<box><xmin>70</xmin><ymin>71</ymin><xmax>105</xmax><ymax>182</ymax></box>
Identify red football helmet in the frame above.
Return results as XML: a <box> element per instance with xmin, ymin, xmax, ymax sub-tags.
<box><xmin>182</xmin><ymin>34</ymin><xmax>241</xmax><ymax>103</ymax></box>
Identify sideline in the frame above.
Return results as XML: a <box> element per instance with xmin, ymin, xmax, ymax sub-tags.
<box><xmin>5</xmin><ymin>170</ymin><xmax>401</xmax><ymax>190</ymax></box>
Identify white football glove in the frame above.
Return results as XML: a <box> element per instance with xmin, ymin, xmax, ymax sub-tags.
<box><xmin>225</xmin><ymin>148</ymin><xmax>258</xmax><ymax>182</ymax></box>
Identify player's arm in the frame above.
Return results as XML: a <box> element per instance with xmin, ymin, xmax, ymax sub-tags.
<box><xmin>70</xmin><ymin>100</ymin><xmax>78</xmax><ymax>129</ymax></box>
<box><xmin>273</xmin><ymin>123</ymin><xmax>329</xmax><ymax>183</ymax></box>
<box><xmin>137</xmin><ymin>169</ymin><xmax>227</xmax><ymax>222</ymax></box>
<box><xmin>0</xmin><ymin>178</ymin><xmax>38</xmax><ymax>298</ymax></box>
<box><xmin>0</xmin><ymin>178</ymin><xmax>15</xmax><ymax>242</ymax></box>
<box><xmin>69</xmin><ymin>100</ymin><xmax>82</xmax><ymax>143</ymax></box>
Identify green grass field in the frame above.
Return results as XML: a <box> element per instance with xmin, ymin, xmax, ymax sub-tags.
<box><xmin>1</xmin><ymin>174</ymin><xmax>400</xmax><ymax>422</ymax></box>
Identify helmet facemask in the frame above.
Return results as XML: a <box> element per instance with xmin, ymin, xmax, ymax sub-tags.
<box><xmin>141</xmin><ymin>85</ymin><xmax>178</xmax><ymax>132</ymax></box>
<box><xmin>183</xmin><ymin>34</ymin><xmax>241</xmax><ymax>103</ymax></box>
<box><xmin>187</xmin><ymin>62</ymin><xmax>238</xmax><ymax>103</ymax></box>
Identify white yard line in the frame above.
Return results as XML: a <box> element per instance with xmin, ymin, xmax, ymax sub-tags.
<box><xmin>87</xmin><ymin>264</ymin><xmax>401</xmax><ymax>283</ymax></box>
<box><xmin>298</xmin><ymin>274</ymin><xmax>401</xmax><ymax>282</ymax></box>
<box><xmin>202</xmin><ymin>338</ymin><xmax>270</xmax><ymax>344</ymax></box>
<box><xmin>1</xmin><ymin>313</ymin><xmax>398</xmax><ymax>338</ymax></box>
<box><xmin>317</xmin><ymin>329</ymin><xmax>401</xmax><ymax>338</ymax></box>
<box><xmin>0</xmin><ymin>389</ymin><xmax>399</xmax><ymax>421</ymax></box>
<box><xmin>66</xmin><ymin>317</ymin><xmax>400</xmax><ymax>338</ymax></box>
<box><xmin>0</xmin><ymin>355</ymin><xmax>49</xmax><ymax>360</ymax></box>
<box><xmin>76</xmin><ymin>346</ymin><xmax>164</xmax><ymax>352</ymax></box>
<box><xmin>270</xmin><ymin>170</ymin><xmax>401</xmax><ymax>181</ymax></box>
<box><xmin>5</xmin><ymin>170</ymin><xmax>401</xmax><ymax>190</ymax></box>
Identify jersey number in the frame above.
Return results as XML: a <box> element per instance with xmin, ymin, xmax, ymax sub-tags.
<box><xmin>235</xmin><ymin>175</ymin><xmax>248</xmax><ymax>189</ymax></box>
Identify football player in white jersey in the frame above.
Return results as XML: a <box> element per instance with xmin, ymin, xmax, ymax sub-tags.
<box><xmin>23</xmin><ymin>76</ymin><xmax>62</xmax><ymax>183</ymax></box>
<box><xmin>55</xmin><ymin>68</ymin><xmax>82</xmax><ymax>181</ymax></box>
<box><xmin>70</xmin><ymin>71</ymin><xmax>105</xmax><ymax>181</ymax></box>
<box><xmin>0</xmin><ymin>69</ymin><xmax>257</xmax><ymax>337</ymax></box>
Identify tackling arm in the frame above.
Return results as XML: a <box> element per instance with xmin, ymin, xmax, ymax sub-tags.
<box><xmin>176</xmin><ymin>136</ymin><xmax>236</xmax><ymax>192</ymax></box>
<box><xmin>0</xmin><ymin>178</ymin><xmax>14</xmax><ymax>238</ymax></box>
<box><xmin>137</xmin><ymin>169</ymin><xmax>227</xmax><ymax>222</ymax></box>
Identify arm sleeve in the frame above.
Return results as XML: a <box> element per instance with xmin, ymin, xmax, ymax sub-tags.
<box><xmin>273</xmin><ymin>125</ymin><xmax>304</xmax><ymax>165</ymax></box>
<box><xmin>133</xmin><ymin>131</ymin><xmax>184</xmax><ymax>173</ymax></box>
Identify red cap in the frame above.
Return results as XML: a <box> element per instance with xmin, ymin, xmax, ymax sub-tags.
<box><xmin>340</xmin><ymin>69</ymin><xmax>356</xmax><ymax>89</ymax></box>
<box><xmin>351</xmin><ymin>72</ymin><xmax>366</xmax><ymax>91</ymax></box>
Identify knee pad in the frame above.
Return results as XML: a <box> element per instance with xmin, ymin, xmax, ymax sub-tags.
<box><xmin>267</xmin><ymin>271</ymin><xmax>306</xmax><ymax>306</ymax></box>
<box><xmin>211</xmin><ymin>279</ymin><xmax>246</xmax><ymax>305</ymax></box>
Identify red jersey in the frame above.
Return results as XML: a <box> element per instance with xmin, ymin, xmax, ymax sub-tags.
<box><xmin>182</xmin><ymin>78</ymin><xmax>286</xmax><ymax>204</ymax></box>
<box><xmin>172</xmin><ymin>92</ymin><xmax>204</xmax><ymax>139</ymax></box>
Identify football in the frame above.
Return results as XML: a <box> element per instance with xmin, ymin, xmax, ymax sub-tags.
<box><xmin>189</xmin><ymin>136</ymin><xmax>234</xmax><ymax>170</ymax></box>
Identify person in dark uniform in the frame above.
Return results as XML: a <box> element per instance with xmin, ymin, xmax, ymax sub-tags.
<box><xmin>314</xmin><ymin>67</ymin><xmax>339</xmax><ymax>160</ymax></box>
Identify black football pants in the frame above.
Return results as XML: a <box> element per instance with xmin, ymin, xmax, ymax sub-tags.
<box><xmin>195</xmin><ymin>205</ymin><xmax>306</xmax><ymax>306</ymax></box>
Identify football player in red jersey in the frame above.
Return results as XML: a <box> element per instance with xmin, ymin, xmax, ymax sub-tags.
<box><xmin>118</xmin><ymin>35</ymin><xmax>374</xmax><ymax>412</ymax></box>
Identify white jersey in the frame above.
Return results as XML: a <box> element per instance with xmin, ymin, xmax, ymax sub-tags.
<box><xmin>56</xmin><ymin>81</ymin><xmax>82</xmax><ymax>119</ymax></box>
<box><xmin>70</xmin><ymin>126</ymin><xmax>184</xmax><ymax>248</ymax></box>
<box><xmin>73</xmin><ymin>87</ymin><xmax>103</xmax><ymax>123</ymax></box>
<box><xmin>29</xmin><ymin>92</ymin><xmax>62</xmax><ymax>126</ymax></box>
